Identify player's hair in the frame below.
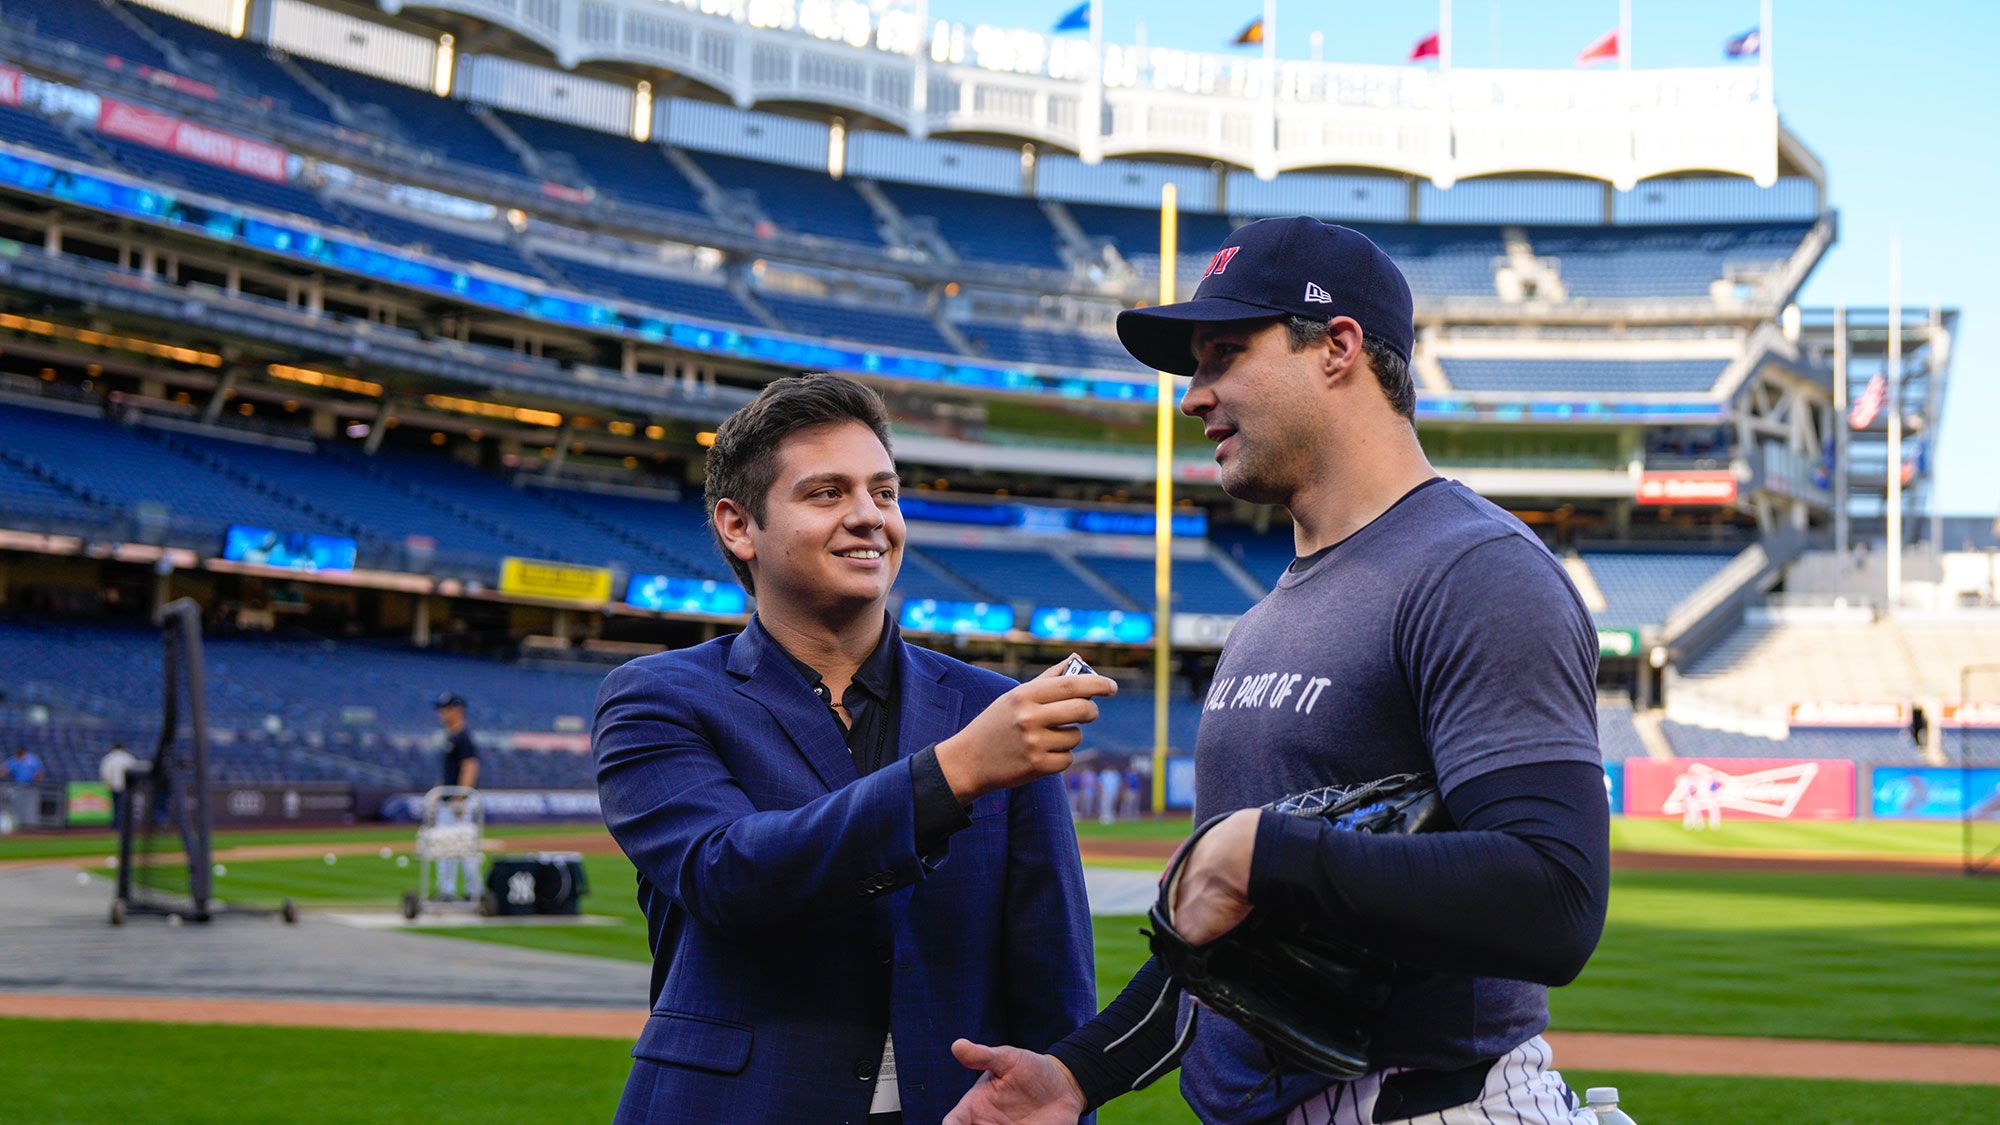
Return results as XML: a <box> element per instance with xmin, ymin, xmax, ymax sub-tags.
<box><xmin>704</xmin><ymin>373</ymin><xmax>894</xmax><ymax>593</ymax></box>
<box><xmin>1284</xmin><ymin>315</ymin><xmax>1416</xmax><ymax>422</ymax></box>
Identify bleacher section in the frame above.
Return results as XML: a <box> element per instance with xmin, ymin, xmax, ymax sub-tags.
<box><xmin>1526</xmin><ymin>223</ymin><xmax>1812</xmax><ymax>299</ymax></box>
<box><xmin>916</xmin><ymin>545</ymin><xmax>1127</xmax><ymax>611</ymax></box>
<box><xmin>538</xmin><ymin>254</ymin><xmax>754</xmax><ymax>323</ymax></box>
<box><xmin>0</xmin><ymin>101</ymin><xmax>93</xmax><ymax>163</ymax></box>
<box><xmin>1596</xmin><ymin>698</ymin><xmax>1647</xmax><ymax>762</ymax></box>
<box><xmin>876</xmin><ymin>183</ymin><xmax>1065</xmax><ymax>269</ymax></box>
<box><xmin>1441</xmin><ymin>359</ymin><xmax>1728</xmax><ymax>394</ymax></box>
<box><xmin>1210</xmin><ymin>526</ymin><xmax>1294</xmax><ymax>590</ymax></box>
<box><xmin>118</xmin><ymin>2</ymin><xmax>339</xmax><ymax>124</ymax></box>
<box><xmin>292</xmin><ymin>59</ymin><xmax>525</xmax><ymax>177</ymax></box>
<box><xmin>1661</xmin><ymin>721</ymin><xmax>1920</xmax><ymax>764</ymax></box>
<box><xmin>490</xmin><ymin>110</ymin><xmax>707</xmax><ymax>213</ymax></box>
<box><xmin>960</xmin><ymin>319</ymin><xmax>1144</xmax><ymax>372</ymax></box>
<box><xmin>10</xmin><ymin>0</ymin><xmax>174</xmax><ymax>70</ymax></box>
<box><xmin>1079</xmin><ymin>555</ymin><xmax>1258</xmax><ymax>617</ymax></box>
<box><xmin>695</xmin><ymin>153</ymin><xmax>884</xmax><ymax>245</ymax></box>
<box><xmin>1673</xmin><ymin>613</ymin><xmax>2000</xmax><ymax>715</ymax></box>
<box><xmin>335</xmin><ymin>204</ymin><xmax>539</xmax><ymax>277</ymax></box>
<box><xmin>95</xmin><ymin>134</ymin><xmax>344</xmax><ymax>226</ymax></box>
<box><xmin>758</xmin><ymin>292</ymin><xmax>955</xmax><ymax>353</ymax></box>
<box><xmin>1579</xmin><ymin>549</ymin><xmax>1738</xmax><ymax>628</ymax></box>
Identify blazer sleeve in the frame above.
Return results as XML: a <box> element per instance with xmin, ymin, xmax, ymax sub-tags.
<box><xmin>593</xmin><ymin>658</ymin><xmax>930</xmax><ymax>935</ymax></box>
<box><xmin>1001</xmin><ymin>769</ymin><xmax>1097</xmax><ymax>1049</ymax></box>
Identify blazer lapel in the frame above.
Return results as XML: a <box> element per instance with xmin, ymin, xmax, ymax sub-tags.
<box><xmin>896</xmin><ymin>643</ymin><xmax>962</xmax><ymax>763</ymax></box>
<box><xmin>728</xmin><ymin>620</ymin><xmax>858</xmax><ymax>793</ymax></box>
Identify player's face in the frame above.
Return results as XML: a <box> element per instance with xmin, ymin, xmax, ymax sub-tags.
<box><xmin>1181</xmin><ymin>319</ymin><xmax>1322</xmax><ymax>505</ymax></box>
<box><xmin>741</xmin><ymin>421</ymin><xmax>905</xmax><ymax>613</ymax></box>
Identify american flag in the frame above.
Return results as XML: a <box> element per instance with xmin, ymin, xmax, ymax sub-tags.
<box><xmin>1848</xmin><ymin>371</ymin><xmax>1889</xmax><ymax>430</ymax></box>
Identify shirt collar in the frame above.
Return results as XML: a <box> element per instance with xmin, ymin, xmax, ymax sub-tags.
<box><xmin>758</xmin><ymin>613</ymin><xmax>900</xmax><ymax>702</ymax></box>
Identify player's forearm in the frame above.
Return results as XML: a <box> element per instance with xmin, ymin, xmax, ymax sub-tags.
<box><xmin>1249</xmin><ymin>759</ymin><xmax>1609</xmax><ymax>985</ymax></box>
<box><xmin>1046</xmin><ymin>956</ymin><xmax>1185</xmax><ymax>1109</ymax></box>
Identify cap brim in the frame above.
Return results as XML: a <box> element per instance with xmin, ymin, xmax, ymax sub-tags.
<box><xmin>1116</xmin><ymin>297</ymin><xmax>1289</xmax><ymax>376</ymax></box>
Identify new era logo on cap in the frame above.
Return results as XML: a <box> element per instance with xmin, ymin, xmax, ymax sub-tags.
<box><xmin>1114</xmin><ymin>216</ymin><xmax>1416</xmax><ymax>377</ymax></box>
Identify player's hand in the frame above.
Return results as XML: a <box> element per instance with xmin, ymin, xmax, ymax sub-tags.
<box><xmin>934</xmin><ymin>656</ymin><xmax>1117</xmax><ymax>803</ymax></box>
<box><xmin>943</xmin><ymin>1039</ymin><xmax>1087</xmax><ymax>1125</ymax></box>
<box><xmin>1170</xmin><ymin>807</ymin><xmax>1260</xmax><ymax>945</ymax></box>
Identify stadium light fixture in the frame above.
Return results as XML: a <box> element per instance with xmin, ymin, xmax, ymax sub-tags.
<box><xmin>633</xmin><ymin>82</ymin><xmax>654</xmax><ymax>142</ymax></box>
<box><xmin>433</xmin><ymin>34</ymin><xmax>456</xmax><ymax>98</ymax></box>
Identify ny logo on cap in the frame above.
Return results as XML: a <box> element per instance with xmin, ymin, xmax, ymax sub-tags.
<box><xmin>1304</xmin><ymin>282</ymin><xmax>1332</xmax><ymax>303</ymax></box>
<box><xmin>1202</xmin><ymin>246</ymin><xmax>1241</xmax><ymax>279</ymax></box>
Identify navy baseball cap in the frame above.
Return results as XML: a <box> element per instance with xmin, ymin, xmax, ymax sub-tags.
<box><xmin>1116</xmin><ymin>216</ymin><xmax>1415</xmax><ymax>376</ymax></box>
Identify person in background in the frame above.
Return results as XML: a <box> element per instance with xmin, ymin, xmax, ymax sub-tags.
<box><xmin>99</xmin><ymin>742</ymin><xmax>137</xmax><ymax>832</ymax></box>
<box><xmin>433</xmin><ymin>692</ymin><xmax>482</xmax><ymax>901</ymax></box>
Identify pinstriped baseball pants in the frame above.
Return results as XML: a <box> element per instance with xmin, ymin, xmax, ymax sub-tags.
<box><xmin>1285</xmin><ymin>1036</ymin><xmax>1600</xmax><ymax>1125</ymax></box>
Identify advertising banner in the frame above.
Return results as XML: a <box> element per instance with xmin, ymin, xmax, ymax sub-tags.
<box><xmin>66</xmin><ymin>781</ymin><xmax>112</xmax><ymax>827</ymax></box>
<box><xmin>1029</xmin><ymin>607</ymin><xmax>1153</xmax><ymax>645</ymax></box>
<box><xmin>1870</xmin><ymin>767</ymin><xmax>2000</xmax><ymax>820</ymax></box>
<box><xmin>625</xmin><ymin>574</ymin><xmax>746</xmax><ymax>617</ymax></box>
<box><xmin>1623</xmin><ymin>758</ymin><xmax>1856</xmax><ymax>821</ymax></box>
<box><xmin>210</xmin><ymin>783</ymin><xmax>355</xmax><ymax>826</ymax></box>
<box><xmin>1788</xmin><ymin>700</ymin><xmax>1909</xmax><ymax>729</ymax></box>
<box><xmin>224</xmin><ymin>525</ymin><xmax>358</xmax><ymax>571</ymax></box>
<box><xmin>380</xmin><ymin>789</ymin><xmax>600</xmax><ymax>823</ymax></box>
<box><xmin>1942</xmin><ymin>701</ymin><xmax>2000</xmax><ymax>728</ymax></box>
<box><xmin>1604</xmin><ymin>765</ymin><xmax>1623</xmax><ymax>816</ymax></box>
<box><xmin>95</xmin><ymin>98</ymin><xmax>289</xmax><ymax>183</ymax></box>
<box><xmin>0</xmin><ymin>65</ymin><xmax>21</xmax><ymax>108</ymax></box>
<box><xmin>1598</xmin><ymin>629</ymin><xmax>1641</xmax><ymax>659</ymax></box>
<box><xmin>1164</xmin><ymin>756</ymin><xmax>1196</xmax><ymax>811</ymax></box>
<box><xmin>899</xmin><ymin>598</ymin><xmax>1013</xmax><ymax>637</ymax></box>
<box><xmin>1636</xmin><ymin>470</ymin><xmax>1738</xmax><ymax>506</ymax></box>
<box><xmin>499</xmin><ymin>557</ymin><xmax>613</xmax><ymax>604</ymax></box>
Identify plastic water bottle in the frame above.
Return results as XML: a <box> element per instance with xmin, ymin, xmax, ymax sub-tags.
<box><xmin>1585</xmin><ymin>1087</ymin><xmax>1637</xmax><ymax>1124</ymax></box>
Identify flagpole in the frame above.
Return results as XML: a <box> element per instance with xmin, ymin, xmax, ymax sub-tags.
<box><xmin>1440</xmin><ymin>0</ymin><xmax>1452</xmax><ymax>74</ymax></box>
<box><xmin>1761</xmin><ymin>0</ymin><xmax>1774</xmax><ymax>94</ymax></box>
<box><xmin>1833</xmin><ymin>305</ymin><xmax>1849</xmax><ymax>556</ymax></box>
<box><xmin>1257</xmin><ymin>0</ymin><xmax>1277</xmax><ymax>178</ymax></box>
<box><xmin>1618</xmin><ymin>0</ymin><xmax>1631</xmax><ymax>70</ymax></box>
<box><xmin>1887</xmin><ymin>227</ymin><xmax>1903</xmax><ymax>613</ymax></box>
<box><xmin>1151</xmin><ymin>183</ymin><xmax>1178</xmax><ymax>818</ymax></box>
<box><xmin>1083</xmin><ymin>0</ymin><xmax>1103</xmax><ymax>164</ymax></box>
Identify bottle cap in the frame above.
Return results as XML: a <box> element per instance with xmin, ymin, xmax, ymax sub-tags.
<box><xmin>1584</xmin><ymin>1087</ymin><xmax>1619</xmax><ymax>1106</ymax></box>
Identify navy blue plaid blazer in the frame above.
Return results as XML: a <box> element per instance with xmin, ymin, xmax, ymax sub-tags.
<box><xmin>593</xmin><ymin>619</ymin><xmax>1096</xmax><ymax>1124</ymax></box>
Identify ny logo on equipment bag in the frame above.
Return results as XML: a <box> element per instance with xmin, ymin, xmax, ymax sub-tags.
<box><xmin>1202</xmin><ymin>246</ymin><xmax>1241</xmax><ymax>279</ymax></box>
<box><xmin>1304</xmin><ymin>282</ymin><xmax>1332</xmax><ymax>303</ymax></box>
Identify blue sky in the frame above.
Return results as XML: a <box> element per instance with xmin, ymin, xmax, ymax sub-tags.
<box><xmin>934</xmin><ymin>1</ymin><xmax>1999</xmax><ymax>516</ymax></box>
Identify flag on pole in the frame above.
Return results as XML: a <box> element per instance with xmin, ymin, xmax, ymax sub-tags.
<box><xmin>1231</xmin><ymin>17</ymin><xmax>1265</xmax><ymax>46</ymax></box>
<box><xmin>1054</xmin><ymin>1</ymin><xmax>1090</xmax><ymax>33</ymax></box>
<box><xmin>1900</xmin><ymin>437</ymin><xmax>1926</xmax><ymax>486</ymax></box>
<box><xmin>1811</xmin><ymin>435</ymin><xmax>1835</xmax><ymax>491</ymax></box>
<box><xmin>1849</xmin><ymin>371</ymin><xmax>1889</xmax><ymax>430</ymax></box>
<box><xmin>1724</xmin><ymin>27</ymin><xmax>1761</xmax><ymax>58</ymax></box>
<box><xmin>1576</xmin><ymin>28</ymin><xmax>1619</xmax><ymax>66</ymax></box>
<box><xmin>1410</xmin><ymin>30</ymin><xmax>1441</xmax><ymax>62</ymax></box>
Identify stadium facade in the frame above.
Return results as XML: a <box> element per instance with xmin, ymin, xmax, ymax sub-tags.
<box><xmin>0</xmin><ymin>0</ymin><xmax>1987</xmax><ymax>822</ymax></box>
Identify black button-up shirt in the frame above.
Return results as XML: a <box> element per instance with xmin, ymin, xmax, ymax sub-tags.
<box><xmin>768</xmin><ymin>615</ymin><xmax>970</xmax><ymax>854</ymax></box>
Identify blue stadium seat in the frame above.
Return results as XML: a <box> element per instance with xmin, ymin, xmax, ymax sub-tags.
<box><xmin>758</xmin><ymin>292</ymin><xmax>955</xmax><ymax>354</ymax></box>
<box><xmin>489</xmin><ymin>110</ymin><xmax>708</xmax><ymax>215</ymax></box>
<box><xmin>1208</xmin><ymin>526</ymin><xmax>1293</xmax><ymax>591</ymax></box>
<box><xmin>17</xmin><ymin>0</ymin><xmax>175</xmax><ymax>70</ymax></box>
<box><xmin>875</xmin><ymin>182</ymin><xmax>1065</xmax><ymax>268</ymax></box>
<box><xmin>959</xmin><ymin>319</ymin><xmax>1145</xmax><ymax>373</ymax></box>
<box><xmin>94</xmin><ymin>134</ymin><xmax>342</xmax><ymax>226</ymax></box>
<box><xmin>1078</xmin><ymin>555</ymin><xmax>1258</xmax><ymax>616</ymax></box>
<box><xmin>1580</xmin><ymin>550</ymin><xmax>1737</xmax><ymax>628</ymax></box>
<box><xmin>292</xmin><ymin>60</ymin><xmax>525</xmax><ymax>176</ymax></box>
<box><xmin>117</xmin><ymin>2</ymin><xmax>339</xmax><ymax>124</ymax></box>
<box><xmin>0</xmin><ymin>452</ymin><xmax>112</xmax><ymax>531</ymax></box>
<box><xmin>1662</xmin><ymin>721</ymin><xmax>1920</xmax><ymax>764</ymax></box>
<box><xmin>1440</xmin><ymin>358</ymin><xmax>1728</xmax><ymax>394</ymax></box>
<box><xmin>534</xmin><ymin>490</ymin><xmax>733</xmax><ymax>582</ymax></box>
<box><xmin>339</xmin><ymin>203</ymin><xmax>539</xmax><ymax>277</ymax></box>
<box><xmin>917</xmin><ymin>545</ymin><xmax>1128</xmax><ymax>611</ymax></box>
<box><xmin>1065</xmin><ymin>204</ymin><xmax>1237</xmax><ymax>275</ymax></box>
<box><xmin>1596</xmin><ymin>699</ymin><xmax>1645</xmax><ymax>762</ymax></box>
<box><xmin>0</xmin><ymin>103</ymin><xmax>95</xmax><ymax>164</ymax></box>
<box><xmin>694</xmin><ymin>153</ymin><xmax>884</xmax><ymax>245</ymax></box>
<box><xmin>539</xmin><ymin>254</ymin><xmax>753</xmax><ymax>324</ymax></box>
<box><xmin>895</xmin><ymin>548</ymin><xmax>990</xmax><ymax>603</ymax></box>
<box><xmin>1527</xmin><ymin>223</ymin><xmax>1811</xmax><ymax>299</ymax></box>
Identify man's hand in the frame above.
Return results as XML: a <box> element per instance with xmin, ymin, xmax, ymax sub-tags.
<box><xmin>934</xmin><ymin>656</ymin><xmax>1117</xmax><ymax>803</ymax></box>
<box><xmin>943</xmin><ymin>1039</ymin><xmax>1088</xmax><ymax>1125</ymax></box>
<box><xmin>1169</xmin><ymin>807</ymin><xmax>1261</xmax><ymax>945</ymax></box>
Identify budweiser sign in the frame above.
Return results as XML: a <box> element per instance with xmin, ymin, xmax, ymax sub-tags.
<box><xmin>96</xmin><ymin>97</ymin><xmax>289</xmax><ymax>183</ymax></box>
<box><xmin>1636</xmin><ymin>470</ymin><xmax>1738</xmax><ymax>506</ymax></box>
<box><xmin>1788</xmin><ymin>700</ymin><xmax>1910</xmax><ymax>728</ymax></box>
<box><xmin>1623</xmin><ymin>757</ymin><xmax>1856</xmax><ymax>821</ymax></box>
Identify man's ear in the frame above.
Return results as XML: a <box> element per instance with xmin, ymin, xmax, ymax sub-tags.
<box><xmin>1321</xmin><ymin>316</ymin><xmax>1366</xmax><ymax>386</ymax></box>
<box><xmin>713</xmin><ymin>497</ymin><xmax>757</xmax><ymax>568</ymax></box>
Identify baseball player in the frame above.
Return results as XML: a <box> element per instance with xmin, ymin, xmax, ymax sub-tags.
<box><xmin>945</xmin><ymin>217</ymin><xmax>1612</xmax><ymax>1124</ymax></box>
<box><xmin>433</xmin><ymin>692</ymin><xmax>482</xmax><ymax>900</ymax></box>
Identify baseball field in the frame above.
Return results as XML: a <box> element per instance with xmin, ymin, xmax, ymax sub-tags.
<box><xmin>4</xmin><ymin>817</ymin><xmax>1998</xmax><ymax>1122</ymax></box>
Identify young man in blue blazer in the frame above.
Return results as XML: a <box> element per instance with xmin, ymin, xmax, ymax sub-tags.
<box><xmin>593</xmin><ymin>373</ymin><xmax>1115</xmax><ymax>1124</ymax></box>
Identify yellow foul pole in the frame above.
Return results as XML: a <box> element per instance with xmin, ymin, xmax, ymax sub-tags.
<box><xmin>1151</xmin><ymin>183</ymin><xmax>1177</xmax><ymax>815</ymax></box>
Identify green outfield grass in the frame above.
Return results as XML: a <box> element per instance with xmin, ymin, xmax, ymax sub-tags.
<box><xmin>7</xmin><ymin>1018</ymin><xmax>1997</xmax><ymax>1123</ymax></box>
<box><xmin>1607</xmin><ymin>818</ymin><xmax>1967</xmax><ymax>858</ymax></box>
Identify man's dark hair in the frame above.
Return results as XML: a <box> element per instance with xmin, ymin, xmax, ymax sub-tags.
<box><xmin>704</xmin><ymin>373</ymin><xmax>894</xmax><ymax>593</ymax></box>
<box><xmin>1284</xmin><ymin>315</ymin><xmax>1416</xmax><ymax>422</ymax></box>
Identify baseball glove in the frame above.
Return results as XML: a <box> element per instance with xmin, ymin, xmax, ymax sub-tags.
<box><xmin>1145</xmin><ymin>772</ymin><xmax>1449</xmax><ymax>1080</ymax></box>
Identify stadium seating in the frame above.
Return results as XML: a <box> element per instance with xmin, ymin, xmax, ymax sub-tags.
<box><xmin>489</xmin><ymin>109</ymin><xmax>708</xmax><ymax>214</ymax></box>
<box><xmin>0</xmin><ymin>102</ymin><xmax>95</xmax><ymax>164</ymax></box>
<box><xmin>757</xmin><ymin>292</ymin><xmax>955</xmax><ymax>354</ymax></box>
<box><xmin>117</xmin><ymin>2</ymin><xmax>340</xmax><ymax>124</ymax></box>
<box><xmin>94</xmin><ymin>134</ymin><xmax>345</xmax><ymax>226</ymax></box>
<box><xmin>916</xmin><ymin>545</ymin><xmax>1130</xmax><ymax>611</ymax></box>
<box><xmin>291</xmin><ymin>60</ymin><xmax>525</xmax><ymax>177</ymax></box>
<box><xmin>1441</xmin><ymin>358</ymin><xmax>1728</xmax><ymax>394</ymax></box>
<box><xmin>959</xmin><ymin>319</ymin><xmax>1145</xmax><ymax>372</ymax></box>
<box><xmin>894</xmin><ymin>548</ymin><xmax>990</xmax><ymax>603</ymax></box>
<box><xmin>875</xmin><ymin>182</ymin><xmax>1067</xmax><ymax>269</ymax></box>
<box><xmin>1674</xmin><ymin>614</ymin><xmax>2000</xmax><ymax>716</ymax></box>
<box><xmin>694</xmin><ymin>153</ymin><xmax>884</xmax><ymax>245</ymax></box>
<box><xmin>1579</xmin><ymin>549</ymin><xmax>1738</xmax><ymax>628</ymax></box>
<box><xmin>537</xmin><ymin>490</ymin><xmax>732</xmax><ymax>582</ymax></box>
<box><xmin>1661</xmin><ymin>721</ymin><xmax>1920</xmax><ymax>764</ymax></box>
<box><xmin>1596</xmin><ymin>698</ymin><xmax>1648</xmax><ymax>762</ymax></box>
<box><xmin>13</xmin><ymin>0</ymin><xmax>175</xmax><ymax>71</ymax></box>
<box><xmin>336</xmin><ymin>203</ymin><xmax>540</xmax><ymax>278</ymax></box>
<box><xmin>538</xmin><ymin>253</ymin><xmax>754</xmax><ymax>324</ymax></box>
<box><xmin>1078</xmin><ymin>555</ymin><xmax>1258</xmax><ymax>616</ymax></box>
<box><xmin>1525</xmin><ymin>223</ymin><xmax>1812</xmax><ymax>299</ymax></box>
<box><xmin>1209</xmin><ymin>526</ymin><xmax>1294</xmax><ymax>591</ymax></box>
